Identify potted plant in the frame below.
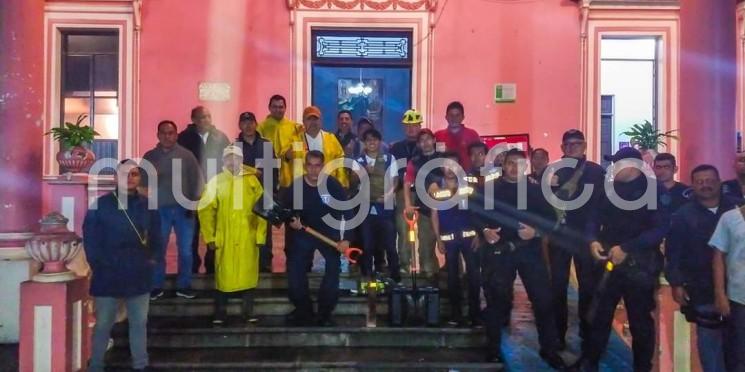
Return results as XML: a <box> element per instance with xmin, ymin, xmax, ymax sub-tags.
<box><xmin>45</xmin><ymin>114</ymin><xmax>99</xmax><ymax>173</ymax></box>
<box><xmin>622</xmin><ymin>120</ymin><xmax>678</xmax><ymax>166</ymax></box>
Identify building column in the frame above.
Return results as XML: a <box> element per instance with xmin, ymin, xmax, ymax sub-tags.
<box><xmin>679</xmin><ymin>0</ymin><xmax>738</xmax><ymax>178</ymax></box>
<box><xmin>0</xmin><ymin>0</ymin><xmax>46</xmax><ymax>342</ymax></box>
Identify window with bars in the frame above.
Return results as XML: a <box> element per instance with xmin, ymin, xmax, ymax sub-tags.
<box><xmin>61</xmin><ymin>31</ymin><xmax>120</xmax><ymax>164</ymax></box>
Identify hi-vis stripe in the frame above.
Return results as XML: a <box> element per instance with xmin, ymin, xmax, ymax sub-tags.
<box><xmin>434</xmin><ymin>187</ymin><xmax>474</xmax><ymax>200</ymax></box>
<box><xmin>440</xmin><ymin>233</ymin><xmax>455</xmax><ymax>241</ymax></box>
<box><xmin>464</xmin><ymin>176</ymin><xmax>478</xmax><ymax>183</ymax></box>
<box><xmin>484</xmin><ymin>173</ymin><xmax>500</xmax><ymax>182</ymax></box>
<box><xmin>440</xmin><ymin>230</ymin><xmax>476</xmax><ymax>241</ymax></box>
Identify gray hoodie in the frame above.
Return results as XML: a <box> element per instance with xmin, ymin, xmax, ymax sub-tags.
<box><xmin>143</xmin><ymin>143</ymin><xmax>204</xmax><ymax>208</ymax></box>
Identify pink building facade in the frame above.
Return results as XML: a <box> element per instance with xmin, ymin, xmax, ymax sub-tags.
<box><xmin>0</xmin><ymin>0</ymin><xmax>742</xmax><ymax>370</ymax></box>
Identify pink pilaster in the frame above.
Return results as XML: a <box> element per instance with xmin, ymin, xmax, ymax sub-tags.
<box><xmin>19</xmin><ymin>278</ymin><xmax>90</xmax><ymax>372</ymax></box>
<box><xmin>0</xmin><ymin>0</ymin><xmax>45</xmax><ymax>233</ymax></box>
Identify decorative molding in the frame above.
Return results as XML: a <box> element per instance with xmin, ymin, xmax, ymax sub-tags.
<box><xmin>579</xmin><ymin>7</ymin><xmax>680</xmax><ymax>163</ymax></box>
<box><xmin>290</xmin><ymin>0</ymin><xmax>436</xmax><ymax>11</ymax></box>
<box><xmin>0</xmin><ymin>232</ymin><xmax>34</xmax><ymax>260</ymax></box>
<box><xmin>43</xmin><ymin>4</ymin><xmax>138</xmax><ymax>176</ymax></box>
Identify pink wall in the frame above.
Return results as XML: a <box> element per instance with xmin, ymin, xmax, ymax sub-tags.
<box><xmin>678</xmin><ymin>0</ymin><xmax>738</xmax><ymax>180</ymax></box>
<box><xmin>138</xmin><ymin>0</ymin><xmax>293</xmax><ymax>152</ymax></box>
<box><xmin>431</xmin><ymin>0</ymin><xmax>582</xmax><ymax>158</ymax></box>
<box><xmin>0</xmin><ymin>0</ymin><xmax>45</xmax><ymax>233</ymax></box>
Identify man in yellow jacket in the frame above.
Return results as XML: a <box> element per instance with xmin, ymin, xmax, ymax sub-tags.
<box><xmin>281</xmin><ymin>105</ymin><xmax>348</xmax><ymax>189</ymax></box>
<box><xmin>198</xmin><ymin>144</ymin><xmax>268</xmax><ymax>325</ymax></box>
<box><xmin>258</xmin><ymin>95</ymin><xmax>302</xmax><ymax>189</ymax></box>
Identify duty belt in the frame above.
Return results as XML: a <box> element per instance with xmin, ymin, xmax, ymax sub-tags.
<box><xmin>439</xmin><ymin>230</ymin><xmax>477</xmax><ymax>241</ymax></box>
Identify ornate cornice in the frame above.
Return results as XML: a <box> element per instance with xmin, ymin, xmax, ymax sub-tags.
<box><xmin>288</xmin><ymin>0</ymin><xmax>437</xmax><ymax>11</ymax></box>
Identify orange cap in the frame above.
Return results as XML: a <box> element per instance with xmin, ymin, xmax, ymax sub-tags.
<box><xmin>303</xmin><ymin>106</ymin><xmax>322</xmax><ymax>120</ymax></box>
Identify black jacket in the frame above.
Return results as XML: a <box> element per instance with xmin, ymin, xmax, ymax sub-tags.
<box><xmin>721</xmin><ymin>179</ymin><xmax>744</xmax><ymax>200</ymax></box>
<box><xmin>665</xmin><ymin>196</ymin><xmax>742</xmax><ymax>304</ymax></box>
<box><xmin>586</xmin><ymin>173</ymin><xmax>671</xmax><ymax>265</ymax></box>
<box><xmin>470</xmin><ymin>179</ymin><xmax>556</xmax><ymax>245</ymax></box>
<box><xmin>177</xmin><ymin>124</ymin><xmax>230</xmax><ymax>178</ymax></box>
<box><xmin>552</xmin><ymin>157</ymin><xmax>606</xmax><ymax>229</ymax></box>
<box><xmin>663</xmin><ymin>181</ymin><xmax>692</xmax><ymax>213</ymax></box>
<box><xmin>389</xmin><ymin>139</ymin><xmax>419</xmax><ymax>180</ymax></box>
<box><xmin>83</xmin><ymin>192</ymin><xmax>162</xmax><ymax>298</ymax></box>
<box><xmin>236</xmin><ymin>134</ymin><xmax>279</xmax><ymax>193</ymax></box>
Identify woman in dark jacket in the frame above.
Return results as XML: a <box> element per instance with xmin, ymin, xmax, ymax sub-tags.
<box><xmin>83</xmin><ymin>159</ymin><xmax>161</xmax><ymax>372</ymax></box>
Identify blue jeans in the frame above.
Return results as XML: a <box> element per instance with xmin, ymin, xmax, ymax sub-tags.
<box><xmin>89</xmin><ymin>294</ymin><xmax>149</xmax><ymax>371</ymax></box>
<box><xmin>153</xmin><ymin>205</ymin><xmax>195</xmax><ymax>289</ymax></box>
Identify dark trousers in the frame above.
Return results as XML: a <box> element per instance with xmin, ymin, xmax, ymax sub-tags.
<box><xmin>549</xmin><ymin>243</ymin><xmax>603</xmax><ymax>344</ymax></box>
<box><xmin>286</xmin><ymin>234</ymin><xmax>341</xmax><ymax>317</ymax></box>
<box><xmin>360</xmin><ymin>212</ymin><xmax>399</xmax><ymax>279</ymax></box>
<box><xmin>444</xmin><ymin>237</ymin><xmax>480</xmax><ymax>320</ymax></box>
<box><xmin>260</xmin><ymin>227</ymin><xmax>273</xmax><ymax>272</ymax></box>
<box><xmin>214</xmin><ymin>289</ymin><xmax>255</xmax><ymax>318</ymax></box>
<box><xmin>729</xmin><ymin>301</ymin><xmax>745</xmax><ymax>372</ymax></box>
<box><xmin>482</xmin><ymin>242</ymin><xmax>560</xmax><ymax>354</ymax></box>
<box><xmin>583</xmin><ymin>271</ymin><xmax>656</xmax><ymax>372</ymax></box>
<box><xmin>192</xmin><ymin>216</ymin><xmax>215</xmax><ymax>274</ymax></box>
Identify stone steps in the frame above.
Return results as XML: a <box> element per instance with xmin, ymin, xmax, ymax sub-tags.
<box><xmin>148</xmin><ymin>289</ymin><xmax>463</xmax><ymax>317</ymax></box>
<box><xmin>112</xmin><ymin>316</ymin><xmax>487</xmax><ymax>349</ymax></box>
<box><xmin>162</xmin><ymin>272</ymin><xmax>449</xmax><ymax>291</ymax></box>
<box><xmin>105</xmin><ymin>346</ymin><xmax>501</xmax><ymax>371</ymax></box>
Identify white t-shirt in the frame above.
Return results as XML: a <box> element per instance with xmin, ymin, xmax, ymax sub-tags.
<box><xmin>200</xmin><ymin>131</ymin><xmax>210</xmax><ymax>144</ymax></box>
<box><xmin>708</xmin><ymin>207</ymin><xmax>745</xmax><ymax>305</ymax></box>
<box><xmin>305</xmin><ymin>132</ymin><xmax>324</xmax><ymax>152</ymax></box>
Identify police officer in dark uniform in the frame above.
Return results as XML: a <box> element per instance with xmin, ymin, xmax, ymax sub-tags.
<box><xmin>652</xmin><ymin>153</ymin><xmax>691</xmax><ymax>213</ymax></box>
<box><xmin>282</xmin><ymin>151</ymin><xmax>353</xmax><ymax>327</ymax></box>
<box><xmin>548</xmin><ymin>129</ymin><xmax>606</xmax><ymax>350</ymax></box>
<box><xmin>720</xmin><ymin>151</ymin><xmax>745</xmax><ymax>200</ymax></box>
<box><xmin>576</xmin><ymin>147</ymin><xmax>671</xmax><ymax>372</ymax></box>
<box><xmin>430</xmin><ymin>152</ymin><xmax>480</xmax><ymax>327</ymax></box>
<box><xmin>471</xmin><ymin>149</ymin><xmax>567</xmax><ymax>369</ymax></box>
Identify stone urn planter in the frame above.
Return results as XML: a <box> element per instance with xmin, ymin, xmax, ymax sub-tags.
<box><xmin>25</xmin><ymin>212</ymin><xmax>82</xmax><ymax>282</ymax></box>
<box><xmin>56</xmin><ymin>145</ymin><xmax>96</xmax><ymax>173</ymax></box>
<box><xmin>45</xmin><ymin>113</ymin><xmax>99</xmax><ymax>174</ymax></box>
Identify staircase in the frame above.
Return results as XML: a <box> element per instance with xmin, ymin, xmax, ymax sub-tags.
<box><xmin>106</xmin><ymin>273</ymin><xmax>502</xmax><ymax>371</ymax></box>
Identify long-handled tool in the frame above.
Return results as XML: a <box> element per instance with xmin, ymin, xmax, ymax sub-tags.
<box><xmin>253</xmin><ymin>197</ymin><xmax>362</xmax><ymax>263</ymax></box>
<box><xmin>299</xmin><ymin>225</ymin><xmax>362</xmax><ymax>264</ymax></box>
<box><xmin>404</xmin><ymin>210</ymin><xmax>420</xmax><ymax>289</ymax></box>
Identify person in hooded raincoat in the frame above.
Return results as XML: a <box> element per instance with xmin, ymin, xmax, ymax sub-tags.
<box><xmin>198</xmin><ymin>144</ymin><xmax>267</xmax><ymax>325</ymax></box>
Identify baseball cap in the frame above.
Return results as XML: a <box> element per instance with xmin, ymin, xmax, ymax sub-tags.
<box><xmin>303</xmin><ymin>106</ymin><xmax>322</xmax><ymax>120</ymax></box>
<box><xmin>604</xmin><ymin>147</ymin><xmax>642</xmax><ymax>163</ymax></box>
<box><xmin>222</xmin><ymin>144</ymin><xmax>244</xmax><ymax>158</ymax></box>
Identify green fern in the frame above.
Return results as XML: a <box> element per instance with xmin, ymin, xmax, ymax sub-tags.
<box><xmin>44</xmin><ymin>114</ymin><xmax>99</xmax><ymax>148</ymax></box>
<box><xmin>621</xmin><ymin>120</ymin><xmax>677</xmax><ymax>151</ymax></box>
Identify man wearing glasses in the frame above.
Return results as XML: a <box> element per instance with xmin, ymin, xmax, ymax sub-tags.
<box><xmin>547</xmin><ymin>129</ymin><xmax>607</xmax><ymax>351</ymax></box>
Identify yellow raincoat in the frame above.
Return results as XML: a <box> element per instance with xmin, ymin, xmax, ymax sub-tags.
<box><xmin>198</xmin><ymin>165</ymin><xmax>267</xmax><ymax>292</ymax></box>
<box><xmin>285</xmin><ymin>129</ymin><xmax>349</xmax><ymax>188</ymax></box>
<box><xmin>258</xmin><ymin>116</ymin><xmax>303</xmax><ymax>188</ymax></box>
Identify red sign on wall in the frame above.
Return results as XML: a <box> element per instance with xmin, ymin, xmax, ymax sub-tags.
<box><xmin>480</xmin><ymin>133</ymin><xmax>531</xmax><ymax>154</ymax></box>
